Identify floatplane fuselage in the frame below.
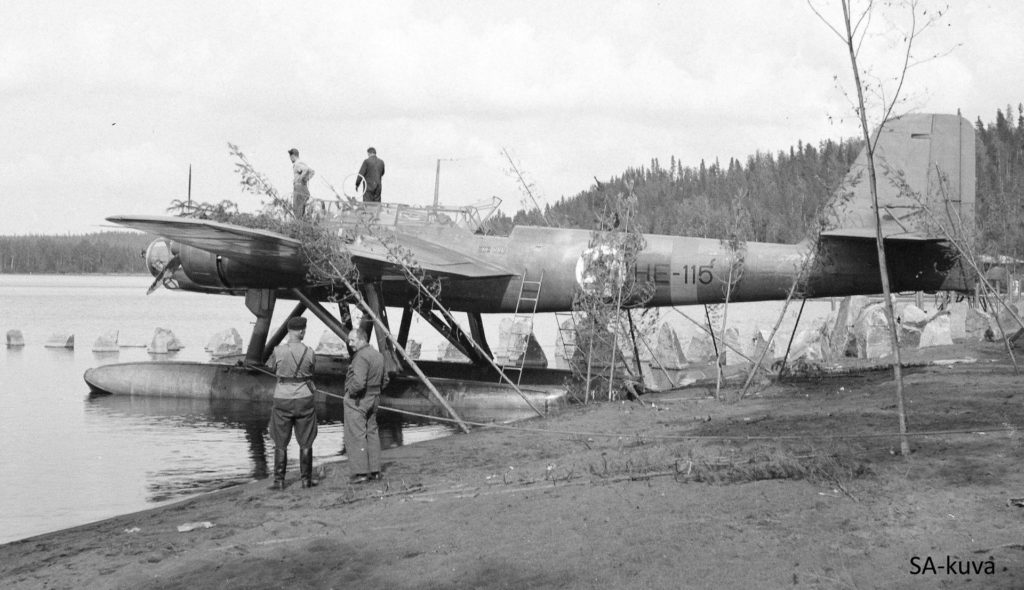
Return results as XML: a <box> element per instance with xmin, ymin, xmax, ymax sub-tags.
<box><xmin>86</xmin><ymin>113</ymin><xmax>976</xmax><ymax>414</ymax></box>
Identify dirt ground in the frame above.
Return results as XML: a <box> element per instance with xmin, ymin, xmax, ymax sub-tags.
<box><xmin>3</xmin><ymin>341</ymin><xmax>1024</xmax><ymax>589</ymax></box>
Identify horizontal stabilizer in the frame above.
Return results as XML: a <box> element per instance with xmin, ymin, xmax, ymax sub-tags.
<box><xmin>820</xmin><ymin>228</ymin><xmax>946</xmax><ymax>242</ymax></box>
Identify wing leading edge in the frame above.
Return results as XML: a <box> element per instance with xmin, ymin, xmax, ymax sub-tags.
<box><xmin>107</xmin><ymin>215</ymin><xmax>304</xmax><ymax>275</ymax></box>
<box><xmin>108</xmin><ymin>215</ymin><xmax>515</xmax><ymax>280</ymax></box>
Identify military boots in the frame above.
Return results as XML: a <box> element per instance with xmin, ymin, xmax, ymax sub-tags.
<box><xmin>269</xmin><ymin>447</ymin><xmax>287</xmax><ymax>490</ymax></box>
<box><xmin>299</xmin><ymin>447</ymin><xmax>317</xmax><ymax>488</ymax></box>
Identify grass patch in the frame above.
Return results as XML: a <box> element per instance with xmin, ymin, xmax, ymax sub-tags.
<box><xmin>570</xmin><ymin>442</ymin><xmax>872</xmax><ymax>489</ymax></box>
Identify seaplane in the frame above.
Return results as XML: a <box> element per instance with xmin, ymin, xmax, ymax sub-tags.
<box><xmin>84</xmin><ymin>113</ymin><xmax>976</xmax><ymax>423</ymax></box>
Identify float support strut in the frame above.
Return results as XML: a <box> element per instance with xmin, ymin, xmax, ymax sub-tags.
<box><xmin>244</xmin><ymin>289</ymin><xmax>276</xmax><ymax>366</ymax></box>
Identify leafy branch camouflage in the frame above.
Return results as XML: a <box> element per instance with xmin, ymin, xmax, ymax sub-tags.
<box><xmin>167</xmin><ymin>144</ymin><xmax>357</xmax><ymax>290</ymax></box>
<box><xmin>569</xmin><ymin>188</ymin><xmax>655</xmax><ymax>401</ymax></box>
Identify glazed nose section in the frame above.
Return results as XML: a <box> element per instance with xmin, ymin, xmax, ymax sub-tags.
<box><xmin>144</xmin><ymin>239</ymin><xmax>182</xmax><ymax>294</ymax></box>
<box><xmin>144</xmin><ymin>239</ymin><xmax>174</xmax><ymax>277</ymax></box>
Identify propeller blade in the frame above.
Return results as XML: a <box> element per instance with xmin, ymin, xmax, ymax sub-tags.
<box><xmin>147</xmin><ymin>255</ymin><xmax>181</xmax><ymax>295</ymax></box>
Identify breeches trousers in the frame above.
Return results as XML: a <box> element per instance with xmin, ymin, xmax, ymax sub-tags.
<box><xmin>271</xmin><ymin>396</ymin><xmax>318</xmax><ymax>449</ymax></box>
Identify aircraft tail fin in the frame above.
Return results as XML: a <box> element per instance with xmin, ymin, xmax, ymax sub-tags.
<box><xmin>826</xmin><ymin>113</ymin><xmax>975</xmax><ymax>239</ymax></box>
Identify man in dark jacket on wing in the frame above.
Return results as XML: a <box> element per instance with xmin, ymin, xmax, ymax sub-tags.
<box><xmin>355</xmin><ymin>147</ymin><xmax>385</xmax><ymax>202</ymax></box>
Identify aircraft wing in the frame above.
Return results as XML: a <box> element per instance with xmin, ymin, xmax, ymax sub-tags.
<box><xmin>108</xmin><ymin>215</ymin><xmax>303</xmax><ymax>257</ymax></box>
<box><xmin>107</xmin><ymin>215</ymin><xmax>304</xmax><ymax>275</ymax></box>
<box><xmin>109</xmin><ymin>215</ymin><xmax>515</xmax><ymax>280</ymax></box>
<box><xmin>349</xmin><ymin>232</ymin><xmax>516</xmax><ymax>279</ymax></box>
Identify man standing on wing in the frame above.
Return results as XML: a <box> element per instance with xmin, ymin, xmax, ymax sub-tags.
<box><xmin>343</xmin><ymin>330</ymin><xmax>387</xmax><ymax>483</ymax></box>
<box><xmin>355</xmin><ymin>147</ymin><xmax>385</xmax><ymax>203</ymax></box>
<box><xmin>288</xmin><ymin>148</ymin><xmax>315</xmax><ymax>217</ymax></box>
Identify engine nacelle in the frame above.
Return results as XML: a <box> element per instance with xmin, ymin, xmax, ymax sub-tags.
<box><xmin>177</xmin><ymin>244</ymin><xmax>306</xmax><ymax>289</ymax></box>
<box><xmin>143</xmin><ymin>238</ymin><xmax>305</xmax><ymax>292</ymax></box>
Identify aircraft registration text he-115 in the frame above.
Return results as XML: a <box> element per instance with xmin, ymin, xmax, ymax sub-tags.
<box><xmin>90</xmin><ymin>113</ymin><xmax>974</xmax><ymax>402</ymax></box>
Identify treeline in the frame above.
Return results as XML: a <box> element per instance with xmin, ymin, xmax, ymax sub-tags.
<box><xmin>490</xmin><ymin>107</ymin><xmax>1024</xmax><ymax>256</ymax></box>
<box><xmin>7</xmin><ymin>109</ymin><xmax>1024</xmax><ymax>273</ymax></box>
<box><xmin>0</xmin><ymin>232</ymin><xmax>152</xmax><ymax>274</ymax></box>
<box><xmin>974</xmin><ymin>104</ymin><xmax>1024</xmax><ymax>257</ymax></box>
<box><xmin>555</xmin><ymin>137</ymin><xmax>862</xmax><ymax>244</ymax></box>
<box><xmin>487</xmin><ymin>136</ymin><xmax>864</xmax><ymax>242</ymax></box>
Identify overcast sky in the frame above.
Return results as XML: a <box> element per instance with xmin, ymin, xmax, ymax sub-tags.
<box><xmin>1</xmin><ymin>1</ymin><xmax>1020</xmax><ymax>235</ymax></box>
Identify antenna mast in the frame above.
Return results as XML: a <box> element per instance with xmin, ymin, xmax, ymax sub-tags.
<box><xmin>433</xmin><ymin>159</ymin><xmax>441</xmax><ymax>208</ymax></box>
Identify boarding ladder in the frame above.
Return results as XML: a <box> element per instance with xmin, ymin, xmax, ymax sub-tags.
<box><xmin>500</xmin><ymin>271</ymin><xmax>544</xmax><ymax>387</ymax></box>
<box><xmin>554</xmin><ymin>311</ymin><xmax>580</xmax><ymax>369</ymax></box>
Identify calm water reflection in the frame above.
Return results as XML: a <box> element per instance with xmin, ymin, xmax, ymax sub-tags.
<box><xmin>0</xmin><ymin>275</ymin><xmax>458</xmax><ymax>544</ymax></box>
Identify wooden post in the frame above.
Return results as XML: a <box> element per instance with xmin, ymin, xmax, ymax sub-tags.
<box><xmin>625</xmin><ymin>310</ymin><xmax>645</xmax><ymax>385</ymax></box>
<box><xmin>615</xmin><ymin>312</ymin><xmax>676</xmax><ymax>389</ymax></box>
<box><xmin>715</xmin><ymin>263</ymin><xmax>736</xmax><ymax>401</ymax></box>
<box><xmin>671</xmin><ymin>307</ymin><xmax>755</xmax><ymax>365</ymax></box>
<box><xmin>776</xmin><ymin>298</ymin><xmax>807</xmax><ymax>381</ymax></box>
<box><xmin>738</xmin><ymin>281</ymin><xmax>799</xmax><ymax>399</ymax></box>
<box><xmin>631</xmin><ymin>322</ymin><xmax>677</xmax><ymax>389</ymax></box>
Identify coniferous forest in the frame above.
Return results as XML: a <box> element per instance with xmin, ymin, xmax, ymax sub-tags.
<box><xmin>492</xmin><ymin>107</ymin><xmax>1024</xmax><ymax>257</ymax></box>
<box><xmin>0</xmin><ymin>232</ymin><xmax>151</xmax><ymax>274</ymax></box>
<box><xmin>3</xmin><ymin>107</ymin><xmax>1024</xmax><ymax>274</ymax></box>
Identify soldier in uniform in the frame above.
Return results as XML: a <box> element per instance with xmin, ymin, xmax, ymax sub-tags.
<box><xmin>267</xmin><ymin>316</ymin><xmax>318</xmax><ymax>489</ymax></box>
<box><xmin>344</xmin><ymin>330</ymin><xmax>387</xmax><ymax>483</ymax></box>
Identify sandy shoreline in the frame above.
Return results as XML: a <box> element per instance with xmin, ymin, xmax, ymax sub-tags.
<box><xmin>3</xmin><ymin>342</ymin><xmax>1024</xmax><ymax>589</ymax></box>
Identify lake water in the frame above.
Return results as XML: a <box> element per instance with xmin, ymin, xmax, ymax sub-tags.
<box><xmin>0</xmin><ymin>275</ymin><xmax>465</xmax><ymax>544</ymax></box>
<box><xmin>0</xmin><ymin>274</ymin><xmax>839</xmax><ymax>545</ymax></box>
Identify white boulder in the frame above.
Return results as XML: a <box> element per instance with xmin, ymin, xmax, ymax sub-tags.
<box><xmin>787</xmin><ymin>328</ymin><xmax>826</xmax><ymax>362</ymax></box>
<box><xmin>206</xmin><ymin>328</ymin><xmax>243</xmax><ymax>357</ymax></box>
<box><xmin>919</xmin><ymin>314</ymin><xmax>954</xmax><ymax>348</ymax></box>
<box><xmin>722</xmin><ymin>327</ymin><xmax>745</xmax><ymax>366</ymax></box>
<box><xmin>6</xmin><ymin>329</ymin><xmax>24</xmax><ymax>347</ymax></box>
<box><xmin>684</xmin><ymin>332</ymin><xmax>716</xmax><ymax>363</ymax></box>
<box><xmin>853</xmin><ymin>304</ymin><xmax>892</xmax><ymax>358</ymax></box>
<box><xmin>148</xmin><ymin>328</ymin><xmax>183</xmax><ymax>354</ymax></box>
<box><xmin>653</xmin><ymin>323</ymin><xmax>687</xmax><ymax>370</ymax></box>
<box><xmin>406</xmin><ymin>339</ymin><xmax>421</xmax><ymax>360</ymax></box>
<box><xmin>965</xmin><ymin>307</ymin><xmax>992</xmax><ymax>341</ymax></box>
<box><xmin>750</xmin><ymin>329</ymin><xmax>776</xmax><ymax>365</ymax></box>
<box><xmin>91</xmin><ymin>330</ymin><xmax>119</xmax><ymax>353</ymax></box>
<box><xmin>314</xmin><ymin>331</ymin><xmax>348</xmax><ymax>357</ymax></box>
<box><xmin>44</xmin><ymin>332</ymin><xmax>74</xmax><ymax>349</ymax></box>
<box><xmin>437</xmin><ymin>340</ymin><xmax>470</xmax><ymax>362</ymax></box>
<box><xmin>947</xmin><ymin>301</ymin><xmax>968</xmax><ymax>340</ymax></box>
